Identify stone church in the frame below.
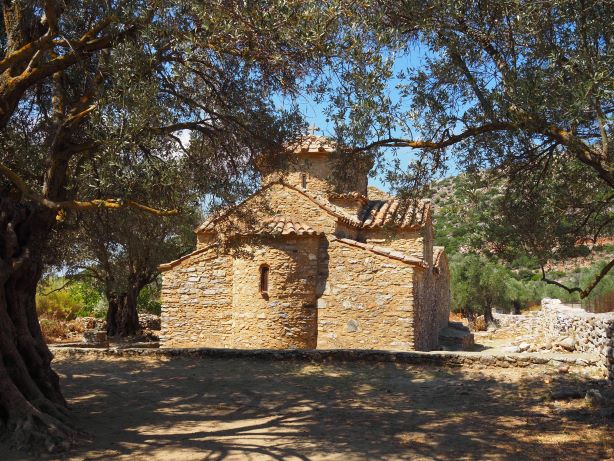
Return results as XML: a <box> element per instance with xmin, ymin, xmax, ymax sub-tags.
<box><xmin>159</xmin><ymin>135</ymin><xmax>450</xmax><ymax>351</ymax></box>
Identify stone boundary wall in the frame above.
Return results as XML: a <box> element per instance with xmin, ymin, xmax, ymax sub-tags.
<box><xmin>50</xmin><ymin>346</ymin><xmax>603</xmax><ymax>372</ymax></box>
<box><xmin>495</xmin><ymin>299</ymin><xmax>614</xmax><ymax>382</ymax></box>
<box><xmin>540</xmin><ymin>298</ymin><xmax>614</xmax><ymax>381</ymax></box>
<box><xmin>492</xmin><ymin>311</ymin><xmax>543</xmax><ymax>336</ymax></box>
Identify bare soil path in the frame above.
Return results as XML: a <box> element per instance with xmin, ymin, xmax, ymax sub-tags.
<box><xmin>1</xmin><ymin>356</ymin><xmax>612</xmax><ymax>460</ymax></box>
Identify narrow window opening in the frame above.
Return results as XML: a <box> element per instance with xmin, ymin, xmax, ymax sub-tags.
<box><xmin>301</xmin><ymin>173</ymin><xmax>307</xmax><ymax>189</ymax></box>
<box><xmin>260</xmin><ymin>265</ymin><xmax>269</xmax><ymax>294</ymax></box>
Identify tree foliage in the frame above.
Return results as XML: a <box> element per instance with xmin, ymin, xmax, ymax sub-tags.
<box><xmin>451</xmin><ymin>253</ymin><xmax>509</xmax><ymax>322</ymax></box>
<box><xmin>328</xmin><ymin>0</ymin><xmax>614</xmax><ymax>297</ymax></box>
<box><xmin>0</xmin><ymin>0</ymin><xmax>374</xmax><ymax>451</ymax></box>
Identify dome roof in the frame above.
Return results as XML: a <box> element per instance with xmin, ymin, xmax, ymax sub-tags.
<box><xmin>283</xmin><ymin>135</ymin><xmax>338</xmax><ymax>156</ymax></box>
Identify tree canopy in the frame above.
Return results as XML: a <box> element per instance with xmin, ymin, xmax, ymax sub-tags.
<box><xmin>327</xmin><ymin>0</ymin><xmax>613</xmax><ymax>298</ymax></box>
<box><xmin>0</xmin><ymin>0</ymin><xmax>377</xmax><ymax>452</ymax></box>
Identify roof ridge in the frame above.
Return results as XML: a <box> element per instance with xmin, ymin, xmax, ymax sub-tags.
<box><xmin>332</xmin><ymin>237</ymin><xmax>426</xmax><ymax>268</ymax></box>
<box><xmin>280</xmin><ymin>182</ymin><xmax>362</xmax><ymax>227</ymax></box>
<box><xmin>255</xmin><ymin>216</ymin><xmax>323</xmax><ymax>236</ymax></box>
<box><xmin>195</xmin><ymin>181</ymin><xmax>280</xmax><ymax>233</ymax></box>
<box><xmin>159</xmin><ymin>243</ymin><xmax>219</xmax><ymax>272</ymax></box>
<box><xmin>195</xmin><ymin>181</ymin><xmax>363</xmax><ymax>234</ymax></box>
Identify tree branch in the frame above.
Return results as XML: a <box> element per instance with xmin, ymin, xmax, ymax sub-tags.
<box><xmin>541</xmin><ymin>259</ymin><xmax>614</xmax><ymax>299</ymax></box>
<box><xmin>0</xmin><ymin>161</ymin><xmax>178</xmax><ymax>216</ymax></box>
<box><xmin>0</xmin><ymin>31</ymin><xmax>55</xmax><ymax>73</ymax></box>
<box><xmin>354</xmin><ymin>122</ymin><xmax>514</xmax><ymax>152</ymax></box>
<box><xmin>355</xmin><ymin>118</ymin><xmax>614</xmax><ymax>187</ymax></box>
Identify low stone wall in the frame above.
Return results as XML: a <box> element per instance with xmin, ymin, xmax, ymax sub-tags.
<box><xmin>50</xmin><ymin>346</ymin><xmax>604</xmax><ymax>373</ymax></box>
<box><xmin>76</xmin><ymin>314</ymin><xmax>161</xmax><ymax>332</ymax></box>
<box><xmin>541</xmin><ymin>299</ymin><xmax>611</xmax><ymax>354</ymax></box>
<box><xmin>540</xmin><ymin>298</ymin><xmax>614</xmax><ymax>381</ymax></box>
<box><xmin>139</xmin><ymin>314</ymin><xmax>161</xmax><ymax>331</ymax></box>
<box><xmin>492</xmin><ymin>300</ymin><xmax>614</xmax><ymax>383</ymax></box>
<box><xmin>493</xmin><ymin>311</ymin><xmax>543</xmax><ymax>336</ymax></box>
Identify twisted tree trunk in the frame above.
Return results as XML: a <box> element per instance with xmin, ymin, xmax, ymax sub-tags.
<box><xmin>0</xmin><ymin>197</ymin><xmax>78</xmax><ymax>452</ymax></box>
<box><xmin>484</xmin><ymin>302</ymin><xmax>494</xmax><ymax>325</ymax></box>
<box><xmin>106</xmin><ymin>277</ymin><xmax>143</xmax><ymax>337</ymax></box>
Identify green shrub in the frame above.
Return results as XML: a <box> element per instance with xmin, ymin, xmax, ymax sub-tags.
<box><xmin>138</xmin><ymin>283</ymin><xmax>162</xmax><ymax>315</ymax></box>
<box><xmin>36</xmin><ymin>278</ymin><xmax>104</xmax><ymax>320</ymax></box>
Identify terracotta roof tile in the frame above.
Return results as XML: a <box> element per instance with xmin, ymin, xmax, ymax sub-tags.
<box><xmin>328</xmin><ymin>191</ymin><xmax>369</xmax><ymax>204</ymax></box>
<box><xmin>254</xmin><ymin>217</ymin><xmax>323</xmax><ymax>236</ymax></box>
<box><xmin>195</xmin><ymin>182</ymin><xmax>432</xmax><ymax>236</ymax></box>
<box><xmin>359</xmin><ymin>198</ymin><xmax>432</xmax><ymax>229</ymax></box>
<box><xmin>195</xmin><ymin>181</ymin><xmax>363</xmax><ymax>234</ymax></box>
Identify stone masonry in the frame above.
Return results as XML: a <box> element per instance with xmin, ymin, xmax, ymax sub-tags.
<box><xmin>541</xmin><ymin>299</ymin><xmax>614</xmax><ymax>381</ymax></box>
<box><xmin>494</xmin><ymin>299</ymin><xmax>614</xmax><ymax>381</ymax></box>
<box><xmin>160</xmin><ymin>135</ymin><xmax>451</xmax><ymax>351</ymax></box>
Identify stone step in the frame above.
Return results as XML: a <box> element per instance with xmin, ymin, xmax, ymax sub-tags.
<box><xmin>439</xmin><ymin>323</ymin><xmax>475</xmax><ymax>351</ymax></box>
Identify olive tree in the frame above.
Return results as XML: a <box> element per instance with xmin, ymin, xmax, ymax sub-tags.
<box><xmin>331</xmin><ymin>0</ymin><xmax>613</xmax><ymax>297</ymax></box>
<box><xmin>0</xmin><ymin>0</ymin><xmax>365</xmax><ymax>451</ymax></box>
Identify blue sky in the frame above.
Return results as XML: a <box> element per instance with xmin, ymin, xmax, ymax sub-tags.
<box><xmin>280</xmin><ymin>48</ymin><xmax>459</xmax><ymax>193</ymax></box>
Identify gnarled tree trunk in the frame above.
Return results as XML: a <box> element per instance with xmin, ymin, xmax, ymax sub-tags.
<box><xmin>0</xmin><ymin>197</ymin><xmax>78</xmax><ymax>452</ymax></box>
<box><xmin>484</xmin><ymin>303</ymin><xmax>494</xmax><ymax>325</ymax></box>
<box><xmin>106</xmin><ymin>277</ymin><xmax>144</xmax><ymax>337</ymax></box>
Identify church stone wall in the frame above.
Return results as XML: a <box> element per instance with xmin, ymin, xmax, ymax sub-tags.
<box><xmin>160</xmin><ymin>248</ymin><xmax>233</xmax><ymax>348</ymax></box>
<box><xmin>231</xmin><ymin>237</ymin><xmax>320</xmax><ymax>349</ymax></box>
<box><xmin>363</xmin><ymin>229</ymin><xmax>426</xmax><ymax>261</ymax></box>
<box><xmin>263</xmin><ymin>155</ymin><xmax>369</xmax><ymax>196</ymax></box>
<box><xmin>161</xmin><ymin>237</ymin><xmax>321</xmax><ymax>349</ymax></box>
<box><xmin>316</xmin><ymin>239</ymin><xmax>418</xmax><ymax>351</ymax></box>
<box><xmin>263</xmin><ymin>184</ymin><xmax>340</xmax><ymax>234</ymax></box>
<box><xmin>412</xmin><ymin>268</ymin><xmax>449</xmax><ymax>351</ymax></box>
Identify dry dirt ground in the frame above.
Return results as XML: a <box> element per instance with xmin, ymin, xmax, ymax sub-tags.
<box><xmin>1</xmin><ymin>356</ymin><xmax>613</xmax><ymax>461</ymax></box>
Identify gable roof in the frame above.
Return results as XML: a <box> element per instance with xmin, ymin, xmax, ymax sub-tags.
<box><xmin>196</xmin><ymin>181</ymin><xmax>432</xmax><ymax>236</ymax></box>
<box><xmin>358</xmin><ymin>198</ymin><xmax>432</xmax><ymax>230</ymax></box>
<box><xmin>195</xmin><ymin>181</ymin><xmax>361</xmax><ymax>234</ymax></box>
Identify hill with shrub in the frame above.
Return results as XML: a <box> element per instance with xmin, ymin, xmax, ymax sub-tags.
<box><xmin>426</xmin><ymin>174</ymin><xmax>614</xmax><ymax>319</ymax></box>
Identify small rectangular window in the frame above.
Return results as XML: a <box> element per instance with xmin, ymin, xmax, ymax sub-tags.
<box><xmin>260</xmin><ymin>266</ymin><xmax>269</xmax><ymax>293</ymax></box>
<box><xmin>301</xmin><ymin>173</ymin><xmax>307</xmax><ymax>189</ymax></box>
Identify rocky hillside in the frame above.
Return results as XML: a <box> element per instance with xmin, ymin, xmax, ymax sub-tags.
<box><xmin>423</xmin><ymin>173</ymin><xmax>614</xmax><ymax>308</ymax></box>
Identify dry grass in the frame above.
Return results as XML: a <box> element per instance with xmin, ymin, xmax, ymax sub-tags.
<box><xmin>39</xmin><ymin>316</ymin><xmax>85</xmax><ymax>343</ymax></box>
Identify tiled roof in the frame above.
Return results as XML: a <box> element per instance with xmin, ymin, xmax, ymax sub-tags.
<box><xmin>253</xmin><ymin>217</ymin><xmax>322</xmax><ymax>236</ymax></box>
<box><xmin>333</xmin><ymin>237</ymin><xmax>426</xmax><ymax>267</ymax></box>
<box><xmin>195</xmin><ymin>182</ymin><xmax>432</xmax><ymax>236</ymax></box>
<box><xmin>358</xmin><ymin>198</ymin><xmax>432</xmax><ymax>229</ymax></box>
<box><xmin>195</xmin><ymin>181</ymin><xmax>362</xmax><ymax>234</ymax></box>
<box><xmin>285</xmin><ymin>135</ymin><xmax>337</xmax><ymax>155</ymax></box>
<box><xmin>196</xmin><ymin>209</ymin><xmax>230</xmax><ymax>233</ymax></box>
<box><xmin>328</xmin><ymin>191</ymin><xmax>369</xmax><ymax>204</ymax></box>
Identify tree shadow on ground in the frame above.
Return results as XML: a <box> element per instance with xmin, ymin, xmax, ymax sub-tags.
<box><xmin>3</xmin><ymin>356</ymin><xmax>613</xmax><ymax>460</ymax></box>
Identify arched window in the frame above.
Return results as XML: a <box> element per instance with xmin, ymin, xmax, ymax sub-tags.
<box><xmin>301</xmin><ymin>173</ymin><xmax>307</xmax><ymax>189</ymax></box>
<box><xmin>259</xmin><ymin>265</ymin><xmax>269</xmax><ymax>294</ymax></box>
